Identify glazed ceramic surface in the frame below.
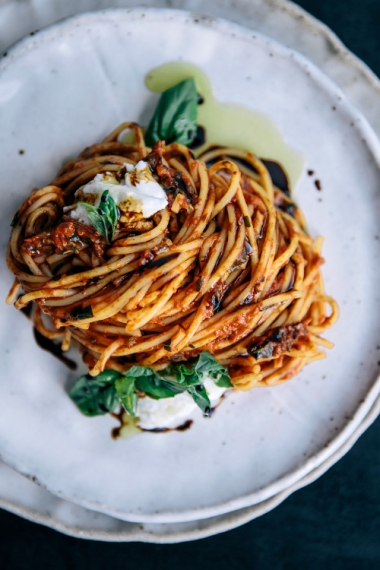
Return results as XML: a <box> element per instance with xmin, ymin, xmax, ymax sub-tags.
<box><xmin>1</xmin><ymin>7</ymin><xmax>380</xmax><ymax>524</ymax></box>
<box><xmin>1</xmin><ymin>393</ymin><xmax>380</xmax><ymax>542</ymax></box>
<box><xmin>1</xmin><ymin>0</ymin><xmax>380</xmax><ymax>137</ymax></box>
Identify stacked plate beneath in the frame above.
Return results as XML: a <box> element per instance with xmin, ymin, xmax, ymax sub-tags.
<box><xmin>0</xmin><ymin>0</ymin><xmax>379</xmax><ymax>541</ymax></box>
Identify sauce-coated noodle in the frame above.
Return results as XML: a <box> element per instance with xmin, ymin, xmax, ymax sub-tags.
<box><xmin>6</xmin><ymin>123</ymin><xmax>338</xmax><ymax>391</ymax></box>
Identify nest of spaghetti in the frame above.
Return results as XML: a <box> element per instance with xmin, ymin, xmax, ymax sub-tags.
<box><xmin>6</xmin><ymin>122</ymin><xmax>338</xmax><ymax>391</ymax></box>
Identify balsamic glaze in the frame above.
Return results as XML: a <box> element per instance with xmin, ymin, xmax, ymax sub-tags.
<box><xmin>110</xmin><ymin>380</ymin><xmax>230</xmax><ymax>440</ymax></box>
<box><xmin>238</xmin><ymin>156</ymin><xmax>290</xmax><ymax>196</ymax></box>
<box><xmin>111</xmin><ymin>409</ymin><xmax>125</xmax><ymax>440</ymax></box>
<box><xmin>33</xmin><ymin>329</ymin><xmax>77</xmax><ymax>371</ymax></box>
<box><xmin>204</xmin><ymin>407</ymin><xmax>212</xmax><ymax>418</ymax></box>
<box><xmin>262</xmin><ymin>160</ymin><xmax>290</xmax><ymax>196</ymax></box>
<box><xmin>199</xmin><ymin>145</ymin><xmax>291</xmax><ymax>195</ymax></box>
<box><xmin>197</xmin><ymin>93</ymin><xmax>204</xmax><ymax>105</ymax></box>
<box><xmin>188</xmin><ymin>125</ymin><xmax>206</xmax><ymax>149</ymax></box>
<box><xmin>143</xmin><ymin>419</ymin><xmax>194</xmax><ymax>434</ymax></box>
<box><xmin>18</xmin><ymin>294</ymin><xmax>77</xmax><ymax>370</ymax></box>
<box><xmin>175</xmin><ymin>419</ymin><xmax>193</xmax><ymax>431</ymax></box>
<box><xmin>20</xmin><ymin>304</ymin><xmax>33</xmax><ymax>319</ymax></box>
<box><xmin>111</xmin><ymin>413</ymin><xmax>194</xmax><ymax>439</ymax></box>
<box><xmin>277</xmin><ymin>202</ymin><xmax>296</xmax><ymax>218</ymax></box>
<box><xmin>144</xmin><ymin>252</ymin><xmax>179</xmax><ymax>270</ymax></box>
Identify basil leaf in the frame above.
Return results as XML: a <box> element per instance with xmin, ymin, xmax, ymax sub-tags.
<box><xmin>187</xmin><ymin>385</ymin><xmax>211</xmax><ymax>415</ymax></box>
<box><xmin>76</xmin><ymin>201</ymin><xmax>99</xmax><ymax>217</ymax></box>
<box><xmin>76</xmin><ymin>190</ymin><xmax>118</xmax><ymax>243</ymax></box>
<box><xmin>213</xmin><ymin>371</ymin><xmax>233</xmax><ymax>388</ymax></box>
<box><xmin>70</xmin><ymin>304</ymin><xmax>93</xmax><ymax>320</ymax></box>
<box><xmin>69</xmin><ymin>370</ymin><xmax>120</xmax><ymax>416</ymax></box>
<box><xmin>124</xmin><ymin>366</ymin><xmax>186</xmax><ymax>399</ymax></box>
<box><xmin>194</xmin><ymin>352</ymin><xmax>233</xmax><ymax>388</ymax></box>
<box><xmin>109</xmin><ymin>365</ymin><xmax>189</xmax><ymax>417</ymax></box>
<box><xmin>98</xmin><ymin>189</ymin><xmax>118</xmax><ymax>232</ymax></box>
<box><xmin>114</xmin><ymin>375</ymin><xmax>138</xmax><ymax>416</ymax></box>
<box><xmin>145</xmin><ymin>78</ymin><xmax>198</xmax><ymax>147</ymax></box>
<box><xmin>138</xmin><ymin>376</ymin><xmax>185</xmax><ymax>399</ymax></box>
<box><xmin>167</xmin><ymin>353</ymin><xmax>232</xmax><ymax>389</ymax></box>
<box><xmin>168</xmin><ymin>363</ymin><xmax>198</xmax><ymax>386</ymax></box>
<box><xmin>69</xmin><ymin>352</ymin><xmax>232</xmax><ymax>420</ymax></box>
<box><xmin>86</xmin><ymin>209</ymin><xmax>109</xmax><ymax>239</ymax></box>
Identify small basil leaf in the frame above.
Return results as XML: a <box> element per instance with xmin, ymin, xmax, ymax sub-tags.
<box><xmin>137</xmin><ymin>375</ymin><xmax>185</xmax><ymax>399</ymax></box>
<box><xmin>75</xmin><ymin>201</ymin><xmax>97</xmax><ymax>215</ymax></box>
<box><xmin>167</xmin><ymin>352</ymin><xmax>232</xmax><ymax>388</ymax></box>
<box><xmin>122</xmin><ymin>366</ymin><xmax>185</xmax><ymax>399</ymax></box>
<box><xmin>86</xmin><ymin>210</ymin><xmax>109</xmax><ymax>242</ymax></box>
<box><xmin>70</xmin><ymin>351</ymin><xmax>232</xmax><ymax>420</ymax></box>
<box><xmin>76</xmin><ymin>190</ymin><xmax>118</xmax><ymax>243</ymax></box>
<box><xmin>98</xmin><ymin>189</ymin><xmax>110</xmax><ymax>214</ymax></box>
<box><xmin>95</xmin><ymin>370</ymin><xmax>122</xmax><ymax>383</ymax></box>
<box><xmin>168</xmin><ymin>363</ymin><xmax>198</xmax><ymax>386</ymax></box>
<box><xmin>213</xmin><ymin>371</ymin><xmax>233</xmax><ymax>388</ymax></box>
<box><xmin>70</xmin><ymin>305</ymin><xmax>93</xmax><ymax>320</ymax></box>
<box><xmin>194</xmin><ymin>352</ymin><xmax>233</xmax><ymax>387</ymax></box>
<box><xmin>69</xmin><ymin>370</ymin><xmax>120</xmax><ymax>416</ymax></box>
<box><xmin>98</xmin><ymin>190</ymin><xmax>118</xmax><ymax>238</ymax></box>
<box><xmin>114</xmin><ymin>375</ymin><xmax>138</xmax><ymax>416</ymax></box>
<box><xmin>145</xmin><ymin>78</ymin><xmax>198</xmax><ymax>147</ymax></box>
<box><xmin>187</xmin><ymin>385</ymin><xmax>211</xmax><ymax>415</ymax></box>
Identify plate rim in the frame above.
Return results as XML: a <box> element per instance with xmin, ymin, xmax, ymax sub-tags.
<box><xmin>1</xmin><ymin>4</ymin><xmax>380</xmax><ymax>525</ymax></box>
<box><xmin>1</xmin><ymin>392</ymin><xmax>379</xmax><ymax>543</ymax></box>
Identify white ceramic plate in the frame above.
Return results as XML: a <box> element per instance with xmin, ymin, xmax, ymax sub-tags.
<box><xmin>5</xmin><ymin>0</ymin><xmax>380</xmax><ymax>542</ymax></box>
<box><xmin>1</xmin><ymin>8</ymin><xmax>380</xmax><ymax>524</ymax></box>
<box><xmin>1</xmin><ymin>392</ymin><xmax>380</xmax><ymax>543</ymax></box>
<box><xmin>2</xmin><ymin>0</ymin><xmax>380</xmax><ymax>542</ymax></box>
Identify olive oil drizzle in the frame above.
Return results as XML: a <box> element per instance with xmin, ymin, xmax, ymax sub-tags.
<box><xmin>144</xmin><ymin>62</ymin><xmax>304</xmax><ymax>191</ymax></box>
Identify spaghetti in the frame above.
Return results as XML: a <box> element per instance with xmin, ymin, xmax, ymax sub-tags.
<box><xmin>6</xmin><ymin>122</ymin><xmax>338</xmax><ymax>393</ymax></box>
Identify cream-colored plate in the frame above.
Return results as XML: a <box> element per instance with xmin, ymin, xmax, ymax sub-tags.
<box><xmin>0</xmin><ymin>0</ymin><xmax>378</xmax><ymax>536</ymax></box>
<box><xmin>1</xmin><ymin>393</ymin><xmax>379</xmax><ymax>543</ymax></box>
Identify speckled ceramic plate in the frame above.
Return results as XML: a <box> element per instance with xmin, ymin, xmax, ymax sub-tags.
<box><xmin>1</xmin><ymin>7</ymin><xmax>380</xmax><ymax>525</ymax></box>
<box><xmin>1</xmin><ymin>392</ymin><xmax>380</xmax><ymax>542</ymax></box>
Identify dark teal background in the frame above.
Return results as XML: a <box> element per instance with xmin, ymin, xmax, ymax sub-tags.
<box><xmin>1</xmin><ymin>1</ymin><xmax>380</xmax><ymax>568</ymax></box>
